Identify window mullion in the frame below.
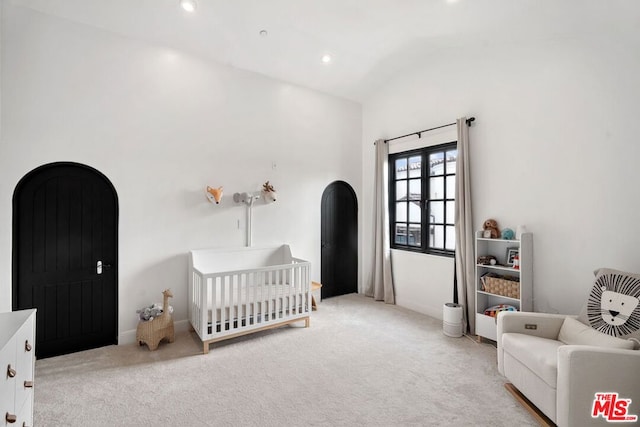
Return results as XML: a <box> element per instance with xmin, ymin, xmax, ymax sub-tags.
<box><xmin>422</xmin><ymin>151</ymin><xmax>427</xmax><ymax>251</ymax></box>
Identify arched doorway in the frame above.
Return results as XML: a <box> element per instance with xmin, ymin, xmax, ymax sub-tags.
<box><xmin>321</xmin><ymin>181</ymin><xmax>358</xmax><ymax>298</ymax></box>
<box><xmin>13</xmin><ymin>162</ymin><xmax>118</xmax><ymax>358</ymax></box>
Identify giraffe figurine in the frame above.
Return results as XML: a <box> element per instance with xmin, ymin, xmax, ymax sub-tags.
<box><xmin>137</xmin><ymin>289</ymin><xmax>175</xmax><ymax>351</ymax></box>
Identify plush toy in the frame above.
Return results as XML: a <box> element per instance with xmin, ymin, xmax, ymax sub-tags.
<box><xmin>484</xmin><ymin>304</ymin><xmax>517</xmax><ymax>318</ymax></box>
<box><xmin>483</xmin><ymin>218</ymin><xmax>500</xmax><ymax>239</ymax></box>
<box><xmin>501</xmin><ymin>228</ymin><xmax>515</xmax><ymax>240</ymax></box>
<box><xmin>136</xmin><ymin>303</ymin><xmax>174</xmax><ymax>321</ymax></box>
<box><xmin>477</xmin><ymin>255</ymin><xmax>498</xmax><ymax>266</ymax></box>
<box><xmin>581</xmin><ymin>268</ymin><xmax>640</xmax><ymax>346</ymax></box>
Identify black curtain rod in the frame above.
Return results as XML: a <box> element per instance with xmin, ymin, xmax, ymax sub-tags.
<box><xmin>383</xmin><ymin>117</ymin><xmax>475</xmax><ymax>143</ymax></box>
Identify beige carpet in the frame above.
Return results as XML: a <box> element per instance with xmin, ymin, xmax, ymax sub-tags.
<box><xmin>34</xmin><ymin>294</ymin><xmax>537</xmax><ymax>426</ymax></box>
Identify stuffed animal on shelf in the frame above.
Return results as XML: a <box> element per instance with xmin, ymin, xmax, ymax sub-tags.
<box><xmin>477</xmin><ymin>255</ymin><xmax>498</xmax><ymax>266</ymax></box>
<box><xmin>501</xmin><ymin>228</ymin><xmax>515</xmax><ymax>240</ymax></box>
<box><xmin>483</xmin><ymin>218</ymin><xmax>500</xmax><ymax>239</ymax></box>
<box><xmin>484</xmin><ymin>304</ymin><xmax>517</xmax><ymax>318</ymax></box>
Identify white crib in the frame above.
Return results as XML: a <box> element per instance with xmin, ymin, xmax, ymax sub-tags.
<box><xmin>189</xmin><ymin>245</ymin><xmax>311</xmax><ymax>354</ymax></box>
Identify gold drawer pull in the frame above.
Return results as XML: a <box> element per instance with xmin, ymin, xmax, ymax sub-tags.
<box><xmin>5</xmin><ymin>412</ymin><xmax>17</xmax><ymax>423</ymax></box>
<box><xmin>24</xmin><ymin>380</ymin><xmax>34</xmax><ymax>388</ymax></box>
<box><xmin>25</xmin><ymin>340</ymin><xmax>32</xmax><ymax>352</ymax></box>
<box><xmin>7</xmin><ymin>365</ymin><xmax>16</xmax><ymax>378</ymax></box>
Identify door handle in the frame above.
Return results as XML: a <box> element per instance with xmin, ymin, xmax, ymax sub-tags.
<box><xmin>97</xmin><ymin>261</ymin><xmax>112</xmax><ymax>275</ymax></box>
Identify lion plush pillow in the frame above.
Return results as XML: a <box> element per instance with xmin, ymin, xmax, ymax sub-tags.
<box><xmin>577</xmin><ymin>268</ymin><xmax>640</xmax><ymax>349</ymax></box>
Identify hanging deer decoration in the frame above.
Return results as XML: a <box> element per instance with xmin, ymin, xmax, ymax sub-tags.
<box><xmin>262</xmin><ymin>181</ymin><xmax>277</xmax><ymax>203</ymax></box>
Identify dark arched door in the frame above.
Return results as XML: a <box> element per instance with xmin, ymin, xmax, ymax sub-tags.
<box><xmin>13</xmin><ymin>162</ymin><xmax>118</xmax><ymax>358</ymax></box>
<box><xmin>321</xmin><ymin>181</ymin><xmax>357</xmax><ymax>298</ymax></box>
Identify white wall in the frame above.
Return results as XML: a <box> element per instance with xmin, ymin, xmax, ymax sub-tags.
<box><xmin>362</xmin><ymin>35</ymin><xmax>640</xmax><ymax>320</ymax></box>
<box><xmin>0</xmin><ymin>5</ymin><xmax>362</xmax><ymax>341</ymax></box>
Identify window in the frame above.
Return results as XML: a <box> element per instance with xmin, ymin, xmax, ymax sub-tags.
<box><xmin>389</xmin><ymin>142</ymin><xmax>457</xmax><ymax>256</ymax></box>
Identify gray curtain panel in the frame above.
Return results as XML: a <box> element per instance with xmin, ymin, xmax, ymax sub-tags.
<box><xmin>366</xmin><ymin>139</ymin><xmax>395</xmax><ymax>303</ymax></box>
<box><xmin>454</xmin><ymin>117</ymin><xmax>475</xmax><ymax>334</ymax></box>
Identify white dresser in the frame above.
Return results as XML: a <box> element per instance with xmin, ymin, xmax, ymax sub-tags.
<box><xmin>0</xmin><ymin>309</ymin><xmax>36</xmax><ymax>427</ymax></box>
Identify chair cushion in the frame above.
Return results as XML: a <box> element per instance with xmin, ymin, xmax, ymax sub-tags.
<box><xmin>558</xmin><ymin>317</ymin><xmax>635</xmax><ymax>349</ymax></box>
<box><xmin>577</xmin><ymin>268</ymin><xmax>640</xmax><ymax>349</ymax></box>
<box><xmin>501</xmin><ymin>333</ymin><xmax>563</xmax><ymax>388</ymax></box>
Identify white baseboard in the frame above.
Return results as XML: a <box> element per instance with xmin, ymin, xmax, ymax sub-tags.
<box><xmin>118</xmin><ymin>319</ymin><xmax>191</xmax><ymax>345</ymax></box>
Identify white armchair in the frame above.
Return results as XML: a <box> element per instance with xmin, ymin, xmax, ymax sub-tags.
<box><xmin>497</xmin><ymin>311</ymin><xmax>640</xmax><ymax>427</ymax></box>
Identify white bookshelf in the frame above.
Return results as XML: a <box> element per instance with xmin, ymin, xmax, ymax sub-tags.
<box><xmin>474</xmin><ymin>231</ymin><xmax>533</xmax><ymax>341</ymax></box>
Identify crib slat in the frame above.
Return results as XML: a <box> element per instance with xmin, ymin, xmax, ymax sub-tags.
<box><xmin>229</xmin><ymin>274</ymin><xmax>235</xmax><ymax>330</ymax></box>
<box><xmin>267</xmin><ymin>270</ymin><xmax>276</xmax><ymax>321</ymax></box>
<box><xmin>222</xmin><ymin>275</ymin><xmax>227</xmax><ymax>331</ymax></box>
<box><xmin>235</xmin><ymin>273</ymin><xmax>241</xmax><ymax>329</ymax></box>
<box><xmin>231</xmin><ymin>274</ymin><xmax>236</xmax><ymax>330</ymax></box>
<box><xmin>198</xmin><ymin>274</ymin><xmax>203</xmax><ymax>333</ymax></box>
<box><xmin>235</xmin><ymin>273</ymin><xmax>240</xmax><ymax>329</ymax></box>
<box><xmin>268</xmin><ymin>270</ymin><xmax>273</xmax><ymax>321</ymax></box>
<box><xmin>274</xmin><ymin>269</ymin><xmax>279</xmax><ymax>319</ymax></box>
<box><xmin>279</xmin><ymin>269</ymin><xmax>285</xmax><ymax>318</ymax></box>
<box><xmin>299</xmin><ymin>264</ymin><xmax>305</xmax><ymax>312</ymax></box>
<box><xmin>213</xmin><ymin>276</ymin><xmax>218</xmax><ymax>334</ymax></box>
<box><xmin>276</xmin><ymin>269</ymin><xmax>281</xmax><ymax>319</ymax></box>
<box><xmin>251</xmin><ymin>271</ymin><xmax>255</xmax><ymax>324</ymax></box>
<box><xmin>291</xmin><ymin>266</ymin><xmax>296</xmax><ymax>315</ymax></box>
<box><xmin>240</xmin><ymin>273</ymin><xmax>249</xmax><ymax>326</ymax></box>
<box><xmin>259</xmin><ymin>271</ymin><xmax>264</xmax><ymax>324</ymax></box>
<box><xmin>298</xmin><ymin>268</ymin><xmax>310</xmax><ymax>313</ymax></box>
<box><xmin>304</xmin><ymin>264</ymin><xmax>312</xmax><ymax>312</ymax></box>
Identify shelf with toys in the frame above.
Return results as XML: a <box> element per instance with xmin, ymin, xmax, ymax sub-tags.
<box><xmin>474</xmin><ymin>220</ymin><xmax>532</xmax><ymax>342</ymax></box>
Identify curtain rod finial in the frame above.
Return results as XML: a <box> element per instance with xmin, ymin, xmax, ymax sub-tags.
<box><xmin>466</xmin><ymin>117</ymin><xmax>476</xmax><ymax>126</ymax></box>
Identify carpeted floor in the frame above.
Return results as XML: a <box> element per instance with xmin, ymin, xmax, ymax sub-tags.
<box><xmin>34</xmin><ymin>294</ymin><xmax>537</xmax><ymax>426</ymax></box>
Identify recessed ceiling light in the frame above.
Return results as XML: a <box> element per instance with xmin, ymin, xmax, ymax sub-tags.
<box><xmin>321</xmin><ymin>54</ymin><xmax>332</xmax><ymax>64</ymax></box>
<box><xmin>259</xmin><ymin>30</ymin><xmax>268</xmax><ymax>37</ymax></box>
<box><xmin>180</xmin><ymin>0</ymin><xmax>197</xmax><ymax>12</ymax></box>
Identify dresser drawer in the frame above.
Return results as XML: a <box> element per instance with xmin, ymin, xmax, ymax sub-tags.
<box><xmin>14</xmin><ymin>316</ymin><xmax>35</xmax><ymax>413</ymax></box>
<box><xmin>0</xmin><ymin>335</ymin><xmax>17</xmax><ymax>425</ymax></box>
<box><xmin>15</xmin><ymin>389</ymin><xmax>33</xmax><ymax>427</ymax></box>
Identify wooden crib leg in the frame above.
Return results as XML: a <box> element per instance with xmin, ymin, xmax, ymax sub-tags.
<box><xmin>305</xmin><ymin>318</ymin><xmax>310</xmax><ymax>328</ymax></box>
<box><xmin>203</xmin><ymin>342</ymin><xmax>210</xmax><ymax>354</ymax></box>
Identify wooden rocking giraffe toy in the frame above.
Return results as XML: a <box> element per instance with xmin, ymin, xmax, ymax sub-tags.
<box><xmin>137</xmin><ymin>289</ymin><xmax>175</xmax><ymax>351</ymax></box>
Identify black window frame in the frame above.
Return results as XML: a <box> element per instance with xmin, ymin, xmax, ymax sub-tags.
<box><xmin>389</xmin><ymin>141</ymin><xmax>457</xmax><ymax>257</ymax></box>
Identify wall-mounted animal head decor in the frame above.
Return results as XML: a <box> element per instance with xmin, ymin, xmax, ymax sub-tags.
<box><xmin>262</xmin><ymin>181</ymin><xmax>277</xmax><ymax>203</ymax></box>
<box><xmin>206</xmin><ymin>186</ymin><xmax>223</xmax><ymax>204</ymax></box>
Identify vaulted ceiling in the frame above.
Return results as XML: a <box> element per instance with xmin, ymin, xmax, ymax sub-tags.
<box><xmin>10</xmin><ymin>0</ymin><xmax>640</xmax><ymax>102</ymax></box>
